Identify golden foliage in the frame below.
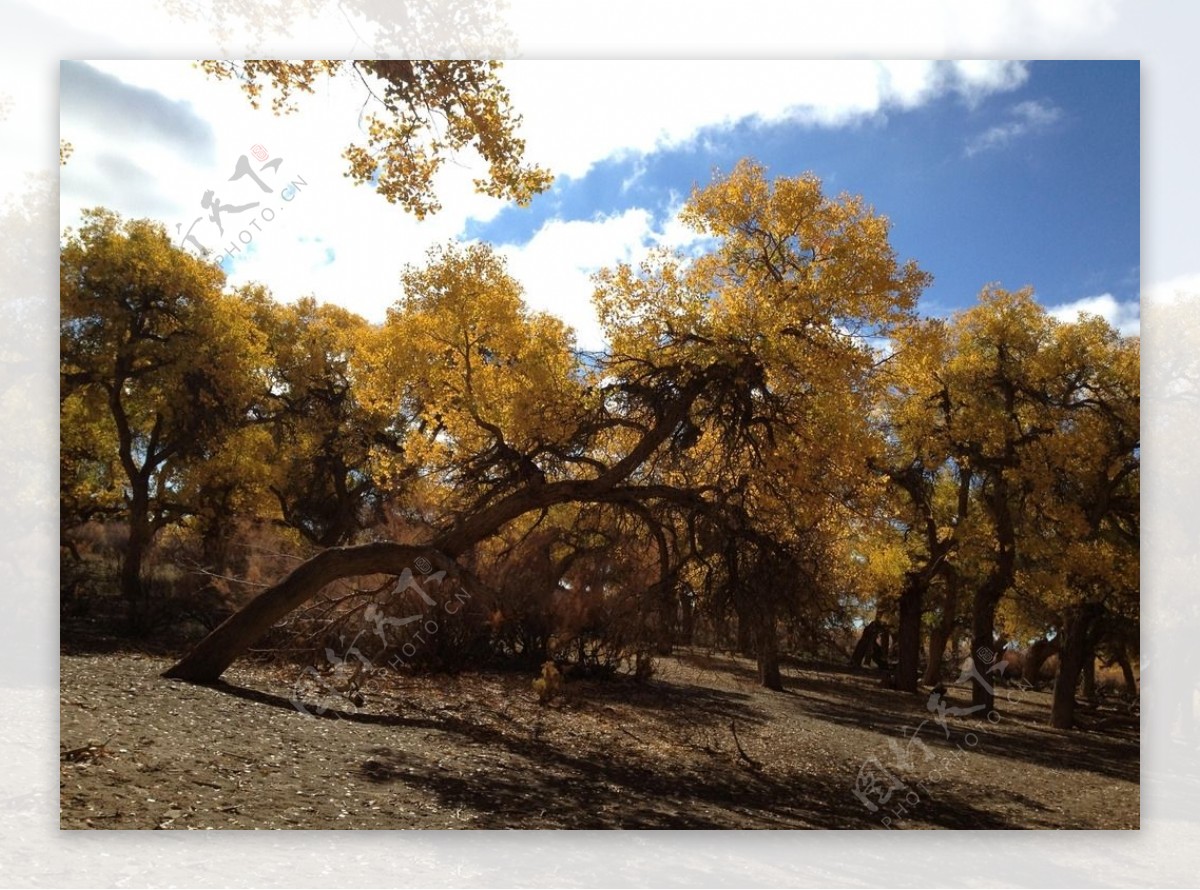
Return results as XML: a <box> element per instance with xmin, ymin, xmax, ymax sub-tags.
<box><xmin>198</xmin><ymin>60</ymin><xmax>553</xmax><ymax>217</ymax></box>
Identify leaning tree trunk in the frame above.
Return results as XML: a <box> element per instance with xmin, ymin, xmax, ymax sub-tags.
<box><xmin>163</xmin><ymin>543</ymin><xmax>459</xmax><ymax>681</ymax></box>
<box><xmin>163</xmin><ymin>378</ymin><xmax>709</xmax><ymax>683</ymax></box>
<box><xmin>1051</xmin><ymin>602</ymin><xmax>1104</xmax><ymax>729</ymax></box>
<box><xmin>896</xmin><ymin>574</ymin><xmax>924</xmax><ymax>693</ymax></box>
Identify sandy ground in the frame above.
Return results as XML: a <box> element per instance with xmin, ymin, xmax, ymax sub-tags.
<box><xmin>59</xmin><ymin>650</ymin><xmax>1138</xmax><ymax>830</ymax></box>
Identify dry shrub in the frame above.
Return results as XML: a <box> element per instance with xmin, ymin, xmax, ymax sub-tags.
<box><xmin>66</xmin><ymin>521</ymin><xmax>129</xmax><ymax>562</ymax></box>
<box><xmin>550</xmin><ymin>584</ymin><xmax>650</xmax><ymax>677</ymax></box>
<box><xmin>532</xmin><ymin>660</ymin><xmax>563</xmax><ymax>703</ymax></box>
<box><xmin>480</xmin><ymin>529</ymin><xmax>559</xmax><ymax>666</ymax></box>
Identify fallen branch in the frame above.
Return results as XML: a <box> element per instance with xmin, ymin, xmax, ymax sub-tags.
<box><xmin>618</xmin><ymin>725</ymin><xmax>648</xmax><ymax>746</ymax></box>
<box><xmin>729</xmin><ymin>719</ymin><xmax>761</xmax><ymax>770</ymax></box>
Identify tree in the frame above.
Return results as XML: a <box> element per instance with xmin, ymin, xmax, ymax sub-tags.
<box><xmin>61</xmin><ymin>210</ymin><xmax>264</xmax><ymax>626</ymax></box>
<box><xmin>593</xmin><ymin>158</ymin><xmax>929</xmax><ymax>688</ymax></box>
<box><xmin>244</xmin><ymin>293</ymin><xmax>391</xmax><ymax>547</ymax></box>
<box><xmin>363</xmin><ymin>241</ymin><xmax>587</xmax><ymax>514</ymax></box>
<box><xmin>1029</xmin><ymin>317</ymin><xmax>1139</xmax><ymax>728</ymax></box>
<box><xmin>874</xmin><ymin>318</ymin><xmax>976</xmax><ymax>692</ymax></box>
<box><xmin>164</xmin><ymin>161</ymin><xmax>930</xmax><ymax>684</ymax></box>
<box><xmin>914</xmin><ymin>288</ymin><xmax>1139</xmax><ymax>719</ymax></box>
<box><xmin>199</xmin><ymin>60</ymin><xmax>552</xmax><ymax>217</ymax></box>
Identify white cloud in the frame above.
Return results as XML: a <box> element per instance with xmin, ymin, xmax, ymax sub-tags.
<box><xmin>501</xmin><ymin>61</ymin><xmax>1029</xmax><ymax>181</ymax></box>
<box><xmin>965</xmin><ymin>98</ymin><xmax>1062</xmax><ymax>156</ymax></box>
<box><xmin>1011</xmin><ymin>99</ymin><xmax>1063</xmax><ymax>127</ymax></box>
<box><xmin>1047</xmin><ymin>293</ymin><xmax>1140</xmax><ymax>336</ymax></box>
<box><xmin>60</xmin><ymin>61</ymin><xmax>505</xmax><ymax>322</ymax></box>
<box><xmin>494</xmin><ymin>207</ymin><xmax>711</xmax><ymax>350</ymax></box>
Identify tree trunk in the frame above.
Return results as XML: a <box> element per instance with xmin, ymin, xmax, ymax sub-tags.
<box><xmin>970</xmin><ymin>474</ymin><xmax>1016</xmax><ymax>716</ymax></box>
<box><xmin>679</xmin><ymin>592</ymin><xmax>695</xmax><ymax>646</ymax></box>
<box><xmin>163</xmin><ymin>543</ymin><xmax>458</xmax><ymax>681</ymax></box>
<box><xmin>877</xmin><ymin>627</ymin><xmax>891</xmax><ymax>668</ymax></box>
<box><xmin>896</xmin><ymin>575</ymin><xmax>923</xmax><ymax>692</ymax></box>
<box><xmin>1115</xmin><ymin>645</ymin><xmax>1138</xmax><ymax>698</ymax></box>
<box><xmin>970</xmin><ymin>590</ymin><xmax>1000</xmax><ymax>715</ymax></box>
<box><xmin>1022</xmin><ymin>636</ymin><xmax>1060</xmax><ymax>688</ymax></box>
<box><xmin>163</xmin><ymin>381</ymin><xmax>715</xmax><ymax>683</ymax></box>
<box><xmin>121</xmin><ymin>489</ymin><xmax>152</xmax><ymax>633</ymax></box>
<box><xmin>1081</xmin><ymin>650</ymin><xmax>1097</xmax><ymax>703</ymax></box>
<box><xmin>850</xmin><ymin>619</ymin><xmax>883</xmax><ymax>669</ymax></box>
<box><xmin>922</xmin><ymin>569</ymin><xmax>960</xmax><ymax>686</ymax></box>
<box><xmin>735</xmin><ymin>600</ymin><xmax>755</xmax><ymax>657</ymax></box>
<box><xmin>1051</xmin><ymin>602</ymin><xmax>1103</xmax><ymax>729</ymax></box>
<box><xmin>655</xmin><ymin>582</ymin><xmax>676</xmax><ymax>656</ymax></box>
<box><xmin>751</xmin><ymin>597</ymin><xmax>782</xmax><ymax>690</ymax></box>
<box><xmin>922</xmin><ymin>625</ymin><xmax>948</xmax><ymax>685</ymax></box>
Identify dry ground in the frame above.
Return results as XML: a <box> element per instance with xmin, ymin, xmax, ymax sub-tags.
<box><xmin>60</xmin><ymin>650</ymin><xmax>1139</xmax><ymax>830</ymax></box>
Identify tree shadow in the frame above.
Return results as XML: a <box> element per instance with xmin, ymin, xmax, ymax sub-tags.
<box><xmin>566</xmin><ymin>675</ymin><xmax>769</xmax><ymax>728</ymax></box>
<box><xmin>354</xmin><ymin>732</ymin><xmax>1023</xmax><ymax>829</ymax></box>
<box><xmin>190</xmin><ymin>673</ymin><xmax>1033</xmax><ymax>828</ymax></box>
<box><xmin>767</xmin><ymin>670</ymin><xmax>1140</xmax><ymax>785</ymax></box>
<box><xmin>672</xmin><ymin>653</ymin><xmax>1138</xmax><ymax>785</ymax></box>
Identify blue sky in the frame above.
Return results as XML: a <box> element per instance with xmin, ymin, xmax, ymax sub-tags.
<box><xmin>470</xmin><ymin>60</ymin><xmax>1139</xmax><ymax>327</ymax></box>
<box><xmin>59</xmin><ymin>60</ymin><xmax>1141</xmax><ymax>348</ymax></box>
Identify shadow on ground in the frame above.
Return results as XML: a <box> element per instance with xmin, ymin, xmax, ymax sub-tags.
<box><xmin>200</xmin><ymin>670</ymin><xmax>1060</xmax><ymax>828</ymax></box>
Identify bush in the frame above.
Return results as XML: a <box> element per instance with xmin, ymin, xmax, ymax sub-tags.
<box><xmin>532</xmin><ymin>660</ymin><xmax>563</xmax><ymax>703</ymax></box>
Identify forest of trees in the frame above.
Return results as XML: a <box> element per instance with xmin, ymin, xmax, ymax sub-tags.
<box><xmin>60</xmin><ymin>62</ymin><xmax>1139</xmax><ymax>733</ymax></box>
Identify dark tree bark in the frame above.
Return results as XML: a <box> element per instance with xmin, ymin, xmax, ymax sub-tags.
<box><xmin>163</xmin><ymin>543</ymin><xmax>457</xmax><ymax>681</ymax></box>
<box><xmin>1114</xmin><ymin>644</ymin><xmax>1138</xmax><ymax>698</ymax></box>
<box><xmin>755</xmin><ymin>600</ymin><xmax>783</xmax><ymax>691</ymax></box>
<box><xmin>970</xmin><ymin>588</ymin><xmax>1002</xmax><ymax>714</ymax></box>
<box><xmin>894</xmin><ymin>465</ymin><xmax>972</xmax><ymax>691</ymax></box>
<box><xmin>922</xmin><ymin>624</ymin><xmax>948</xmax><ymax>685</ymax></box>
<box><xmin>120</xmin><ymin>497</ymin><xmax>151</xmax><ymax>631</ymax></box>
<box><xmin>877</xmin><ymin>627</ymin><xmax>891</xmax><ymax>668</ymax></box>
<box><xmin>654</xmin><ymin>582</ymin><xmax>677</xmax><ymax>656</ymax></box>
<box><xmin>850</xmin><ymin>619</ymin><xmax>885</xmax><ymax>669</ymax></box>
<box><xmin>896</xmin><ymin>575</ymin><xmax>923</xmax><ymax>692</ymax></box>
<box><xmin>1022</xmin><ymin>636</ymin><xmax>1060</xmax><ymax>689</ymax></box>
<box><xmin>1051</xmin><ymin>602</ymin><xmax>1104</xmax><ymax>729</ymax></box>
<box><xmin>922</xmin><ymin>566</ymin><xmax>960</xmax><ymax>686</ymax></box>
<box><xmin>736</xmin><ymin>613</ymin><xmax>754</xmax><ymax>657</ymax></box>
<box><xmin>112</xmin><ymin>385</ymin><xmax>161</xmax><ymax>632</ymax></box>
<box><xmin>969</xmin><ymin>470</ymin><xmax>1016</xmax><ymax>715</ymax></box>
<box><xmin>678</xmin><ymin>591</ymin><xmax>696</xmax><ymax>646</ymax></box>
<box><xmin>1081</xmin><ymin>649</ymin><xmax>1097</xmax><ymax>703</ymax></box>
